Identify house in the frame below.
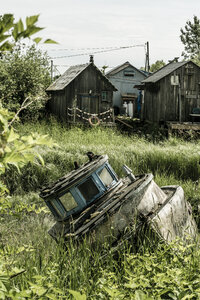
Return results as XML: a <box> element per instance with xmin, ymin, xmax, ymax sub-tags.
<box><xmin>46</xmin><ymin>56</ymin><xmax>117</xmax><ymax>124</ymax></box>
<box><xmin>142</xmin><ymin>60</ymin><xmax>200</xmax><ymax>123</ymax></box>
<box><xmin>106</xmin><ymin>62</ymin><xmax>147</xmax><ymax>117</ymax></box>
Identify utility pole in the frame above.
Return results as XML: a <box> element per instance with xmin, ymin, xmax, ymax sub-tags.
<box><xmin>51</xmin><ymin>60</ymin><xmax>53</xmax><ymax>82</ymax></box>
<box><xmin>145</xmin><ymin>42</ymin><xmax>150</xmax><ymax>73</ymax></box>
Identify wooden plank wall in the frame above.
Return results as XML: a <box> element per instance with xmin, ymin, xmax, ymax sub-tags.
<box><xmin>48</xmin><ymin>64</ymin><xmax>115</xmax><ymax>122</ymax></box>
<box><xmin>143</xmin><ymin>62</ymin><xmax>200</xmax><ymax>123</ymax></box>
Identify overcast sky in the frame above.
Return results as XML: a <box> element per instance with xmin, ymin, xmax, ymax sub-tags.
<box><xmin>2</xmin><ymin>0</ymin><xmax>200</xmax><ymax>74</ymax></box>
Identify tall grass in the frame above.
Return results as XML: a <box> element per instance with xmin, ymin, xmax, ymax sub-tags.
<box><xmin>1</xmin><ymin>118</ymin><xmax>200</xmax><ymax>299</ymax></box>
<box><xmin>6</xmin><ymin>118</ymin><xmax>200</xmax><ymax>194</ymax></box>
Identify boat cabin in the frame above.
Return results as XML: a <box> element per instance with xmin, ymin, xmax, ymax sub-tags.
<box><xmin>40</xmin><ymin>155</ymin><xmax>120</xmax><ymax>221</ymax></box>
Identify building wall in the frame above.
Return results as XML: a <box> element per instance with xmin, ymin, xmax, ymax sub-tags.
<box><xmin>48</xmin><ymin>64</ymin><xmax>115</xmax><ymax>121</ymax></box>
<box><xmin>143</xmin><ymin>62</ymin><xmax>200</xmax><ymax>123</ymax></box>
<box><xmin>107</xmin><ymin>66</ymin><xmax>146</xmax><ymax>111</ymax></box>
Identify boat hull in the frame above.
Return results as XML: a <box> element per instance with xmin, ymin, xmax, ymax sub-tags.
<box><xmin>48</xmin><ymin>174</ymin><xmax>197</xmax><ymax>244</ymax></box>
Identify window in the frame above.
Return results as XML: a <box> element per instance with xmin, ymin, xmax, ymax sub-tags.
<box><xmin>101</xmin><ymin>91</ymin><xmax>108</xmax><ymax>102</ymax></box>
<box><xmin>59</xmin><ymin>192</ymin><xmax>78</xmax><ymax>211</ymax></box>
<box><xmin>124</xmin><ymin>71</ymin><xmax>135</xmax><ymax>77</ymax></box>
<box><xmin>78</xmin><ymin>177</ymin><xmax>99</xmax><ymax>203</ymax></box>
<box><xmin>51</xmin><ymin>200</ymin><xmax>62</xmax><ymax>217</ymax></box>
<box><xmin>98</xmin><ymin>167</ymin><xmax>114</xmax><ymax>187</ymax></box>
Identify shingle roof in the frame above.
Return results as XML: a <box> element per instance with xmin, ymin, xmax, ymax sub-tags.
<box><xmin>106</xmin><ymin>61</ymin><xmax>147</xmax><ymax>77</ymax></box>
<box><xmin>46</xmin><ymin>63</ymin><xmax>89</xmax><ymax>91</ymax></box>
<box><xmin>46</xmin><ymin>62</ymin><xmax>117</xmax><ymax>92</ymax></box>
<box><xmin>142</xmin><ymin>61</ymin><xmax>188</xmax><ymax>83</ymax></box>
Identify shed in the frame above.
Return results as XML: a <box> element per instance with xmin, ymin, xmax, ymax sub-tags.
<box><xmin>142</xmin><ymin>60</ymin><xmax>200</xmax><ymax>123</ymax></box>
<box><xmin>106</xmin><ymin>62</ymin><xmax>147</xmax><ymax>117</ymax></box>
<box><xmin>46</xmin><ymin>58</ymin><xmax>117</xmax><ymax>125</ymax></box>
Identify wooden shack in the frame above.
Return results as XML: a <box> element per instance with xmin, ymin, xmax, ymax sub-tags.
<box><xmin>142</xmin><ymin>60</ymin><xmax>200</xmax><ymax>123</ymax></box>
<box><xmin>46</xmin><ymin>57</ymin><xmax>117</xmax><ymax>125</ymax></box>
<box><xmin>106</xmin><ymin>61</ymin><xmax>147</xmax><ymax>117</ymax></box>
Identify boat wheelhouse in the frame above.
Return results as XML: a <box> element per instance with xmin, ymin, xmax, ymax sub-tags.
<box><xmin>40</xmin><ymin>153</ymin><xmax>197</xmax><ymax>244</ymax></box>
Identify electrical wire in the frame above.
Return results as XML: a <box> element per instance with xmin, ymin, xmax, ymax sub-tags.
<box><xmin>48</xmin><ymin>45</ymin><xmax>145</xmax><ymax>52</ymax></box>
<box><xmin>51</xmin><ymin>44</ymin><xmax>145</xmax><ymax>59</ymax></box>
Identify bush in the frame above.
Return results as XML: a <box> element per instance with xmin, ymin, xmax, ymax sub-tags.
<box><xmin>0</xmin><ymin>44</ymin><xmax>51</xmax><ymax>120</ymax></box>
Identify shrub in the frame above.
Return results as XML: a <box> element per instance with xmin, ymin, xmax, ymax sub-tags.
<box><xmin>0</xmin><ymin>44</ymin><xmax>51</xmax><ymax>120</ymax></box>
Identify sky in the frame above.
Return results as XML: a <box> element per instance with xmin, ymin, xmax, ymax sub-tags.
<box><xmin>2</xmin><ymin>0</ymin><xmax>200</xmax><ymax>75</ymax></box>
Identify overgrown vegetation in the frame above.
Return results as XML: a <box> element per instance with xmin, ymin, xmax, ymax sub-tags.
<box><xmin>1</xmin><ymin>118</ymin><xmax>200</xmax><ymax>299</ymax></box>
<box><xmin>1</xmin><ymin>11</ymin><xmax>200</xmax><ymax>299</ymax></box>
<box><xmin>0</xmin><ymin>45</ymin><xmax>51</xmax><ymax>119</ymax></box>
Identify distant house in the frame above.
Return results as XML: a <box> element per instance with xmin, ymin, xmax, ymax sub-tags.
<box><xmin>46</xmin><ymin>57</ymin><xmax>117</xmax><ymax>124</ymax></box>
<box><xmin>142</xmin><ymin>60</ymin><xmax>200</xmax><ymax>123</ymax></box>
<box><xmin>106</xmin><ymin>62</ymin><xmax>147</xmax><ymax>117</ymax></box>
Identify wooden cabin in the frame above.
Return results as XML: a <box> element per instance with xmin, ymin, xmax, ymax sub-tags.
<box><xmin>106</xmin><ymin>62</ymin><xmax>147</xmax><ymax>117</ymax></box>
<box><xmin>142</xmin><ymin>60</ymin><xmax>200</xmax><ymax>123</ymax></box>
<box><xmin>46</xmin><ymin>57</ymin><xmax>117</xmax><ymax>125</ymax></box>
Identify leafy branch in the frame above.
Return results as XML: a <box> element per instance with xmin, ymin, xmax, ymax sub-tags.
<box><xmin>0</xmin><ymin>14</ymin><xmax>58</xmax><ymax>52</ymax></box>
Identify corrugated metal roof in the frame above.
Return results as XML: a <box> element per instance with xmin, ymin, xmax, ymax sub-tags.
<box><xmin>106</xmin><ymin>61</ymin><xmax>147</xmax><ymax>77</ymax></box>
<box><xmin>142</xmin><ymin>61</ymin><xmax>188</xmax><ymax>83</ymax></box>
<box><xmin>46</xmin><ymin>63</ymin><xmax>89</xmax><ymax>91</ymax></box>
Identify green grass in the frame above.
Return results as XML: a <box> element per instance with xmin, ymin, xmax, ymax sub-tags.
<box><xmin>1</xmin><ymin>118</ymin><xmax>200</xmax><ymax>299</ymax></box>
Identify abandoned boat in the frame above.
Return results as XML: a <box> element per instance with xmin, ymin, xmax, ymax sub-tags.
<box><xmin>39</xmin><ymin>153</ymin><xmax>197</xmax><ymax>244</ymax></box>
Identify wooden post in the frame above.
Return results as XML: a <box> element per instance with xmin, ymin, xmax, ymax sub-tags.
<box><xmin>145</xmin><ymin>42</ymin><xmax>150</xmax><ymax>72</ymax></box>
<box><xmin>112</xmin><ymin>108</ymin><xmax>115</xmax><ymax>123</ymax></box>
<box><xmin>73</xmin><ymin>92</ymin><xmax>77</xmax><ymax>124</ymax></box>
<box><xmin>179</xmin><ymin>84</ymin><xmax>181</xmax><ymax>123</ymax></box>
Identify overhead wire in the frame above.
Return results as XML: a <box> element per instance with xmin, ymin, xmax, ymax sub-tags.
<box><xmin>50</xmin><ymin>44</ymin><xmax>145</xmax><ymax>59</ymax></box>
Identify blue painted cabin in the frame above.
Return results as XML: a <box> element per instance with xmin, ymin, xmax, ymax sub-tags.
<box><xmin>106</xmin><ymin>62</ymin><xmax>147</xmax><ymax>117</ymax></box>
<box><xmin>40</xmin><ymin>155</ymin><xmax>120</xmax><ymax>222</ymax></box>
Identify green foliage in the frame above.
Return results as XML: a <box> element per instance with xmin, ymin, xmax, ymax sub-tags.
<box><xmin>149</xmin><ymin>60</ymin><xmax>166</xmax><ymax>72</ymax></box>
<box><xmin>7</xmin><ymin>119</ymin><xmax>200</xmax><ymax>195</ymax></box>
<box><xmin>180</xmin><ymin>15</ymin><xmax>200</xmax><ymax>63</ymax></box>
<box><xmin>0</xmin><ymin>14</ymin><xmax>57</xmax><ymax>52</ymax></box>
<box><xmin>0</xmin><ymin>44</ymin><xmax>51</xmax><ymax>119</ymax></box>
<box><xmin>1</xmin><ymin>119</ymin><xmax>200</xmax><ymax>298</ymax></box>
<box><xmin>0</xmin><ymin>108</ymin><xmax>55</xmax><ymax>209</ymax></box>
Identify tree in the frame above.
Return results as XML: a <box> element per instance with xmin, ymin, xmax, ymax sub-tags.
<box><xmin>101</xmin><ymin>65</ymin><xmax>109</xmax><ymax>74</ymax></box>
<box><xmin>0</xmin><ymin>44</ymin><xmax>51</xmax><ymax>119</ymax></box>
<box><xmin>180</xmin><ymin>15</ymin><xmax>200</xmax><ymax>60</ymax></box>
<box><xmin>0</xmin><ymin>14</ymin><xmax>57</xmax><ymax>52</ymax></box>
<box><xmin>149</xmin><ymin>60</ymin><xmax>166</xmax><ymax>72</ymax></box>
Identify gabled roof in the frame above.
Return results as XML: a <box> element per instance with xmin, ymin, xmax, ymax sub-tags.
<box><xmin>106</xmin><ymin>61</ymin><xmax>147</xmax><ymax>77</ymax></box>
<box><xmin>142</xmin><ymin>60</ymin><xmax>198</xmax><ymax>84</ymax></box>
<box><xmin>46</xmin><ymin>62</ymin><xmax>117</xmax><ymax>92</ymax></box>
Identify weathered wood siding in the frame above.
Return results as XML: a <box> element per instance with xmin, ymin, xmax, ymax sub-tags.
<box><xmin>48</xmin><ymin>64</ymin><xmax>114</xmax><ymax>121</ymax></box>
<box><xmin>143</xmin><ymin>62</ymin><xmax>200</xmax><ymax>122</ymax></box>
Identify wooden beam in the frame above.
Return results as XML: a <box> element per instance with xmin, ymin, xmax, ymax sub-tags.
<box><xmin>115</xmin><ymin>117</ymin><xmax>133</xmax><ymax>129</ymax></box>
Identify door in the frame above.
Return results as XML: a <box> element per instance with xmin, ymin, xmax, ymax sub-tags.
<box><xmin>80</xmin><ymin>94</ymin><xmax>99</xmax><ymax>114</ymax></box>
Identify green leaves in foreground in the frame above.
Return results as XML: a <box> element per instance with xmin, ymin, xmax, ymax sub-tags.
<box><xmin>0</xmin><ymin>13</ymin><xmax>57</xmax><ymax>52</ymax></box>
<box><xmin>0</xmin><ymin>107</ymin><xmax>56</xmax><ymax>203</ymax></box>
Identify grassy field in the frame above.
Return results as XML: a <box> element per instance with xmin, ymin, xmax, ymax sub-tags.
<box><xmin>1</xmin><ymin>118</ymin><xmax>200</xmax><ymax>299</ymax></box>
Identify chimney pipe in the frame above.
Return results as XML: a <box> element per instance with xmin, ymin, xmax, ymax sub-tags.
<box><xmin>90</xmin><ymin>55</ymin><xmax>94</xmax><ymax>63</ymax></box>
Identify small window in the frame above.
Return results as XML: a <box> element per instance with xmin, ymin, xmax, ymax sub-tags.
<box><xmin>78</xmin><ymin>177</ymin><xmax>99</xmax><ymax>203</ymax></box>
<box><xmin>102</xmin><ymin>91</ymin><xmax>108</xmax><ymax>102</ymax></box>
<box><xmin>51</xmin><ymin>200</ymin><xmax>62</xmax><ymax>217</ymax></box>
<box><xmin>124</xmin><ymin>71</ymin><xmax>135</xmax><ymax>77</ymax></box>
<box><xmin>60</xmin><ymin>192</ymin><xmax>78</xmax><ymax>212</ymax></box>
<box><xmin>98</xmin><ymin>167</ymin><xmax>114</xmax><ymax>187</ymax></box>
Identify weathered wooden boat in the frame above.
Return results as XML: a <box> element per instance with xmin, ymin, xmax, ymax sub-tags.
<box><xmin>39</xmin><ymin>153</ymin><xmax>197</xmax><ymax>245</ymax></box>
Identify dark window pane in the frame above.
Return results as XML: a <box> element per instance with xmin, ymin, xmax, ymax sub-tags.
<box><xmin>78</xmin><ymin>178</ymin><xmax>99</xmax><ymax>203</ymax></box>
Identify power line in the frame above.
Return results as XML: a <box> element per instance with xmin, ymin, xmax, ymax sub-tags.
<box><xmin>50</xmin><ymin>44</ymin><xmax>145</xmax><ymax>59</ymax></box>
<box><xmin>48</xmin><ymin>45</ymin><xmax>145</xmax><ymax>52</ymax></box>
